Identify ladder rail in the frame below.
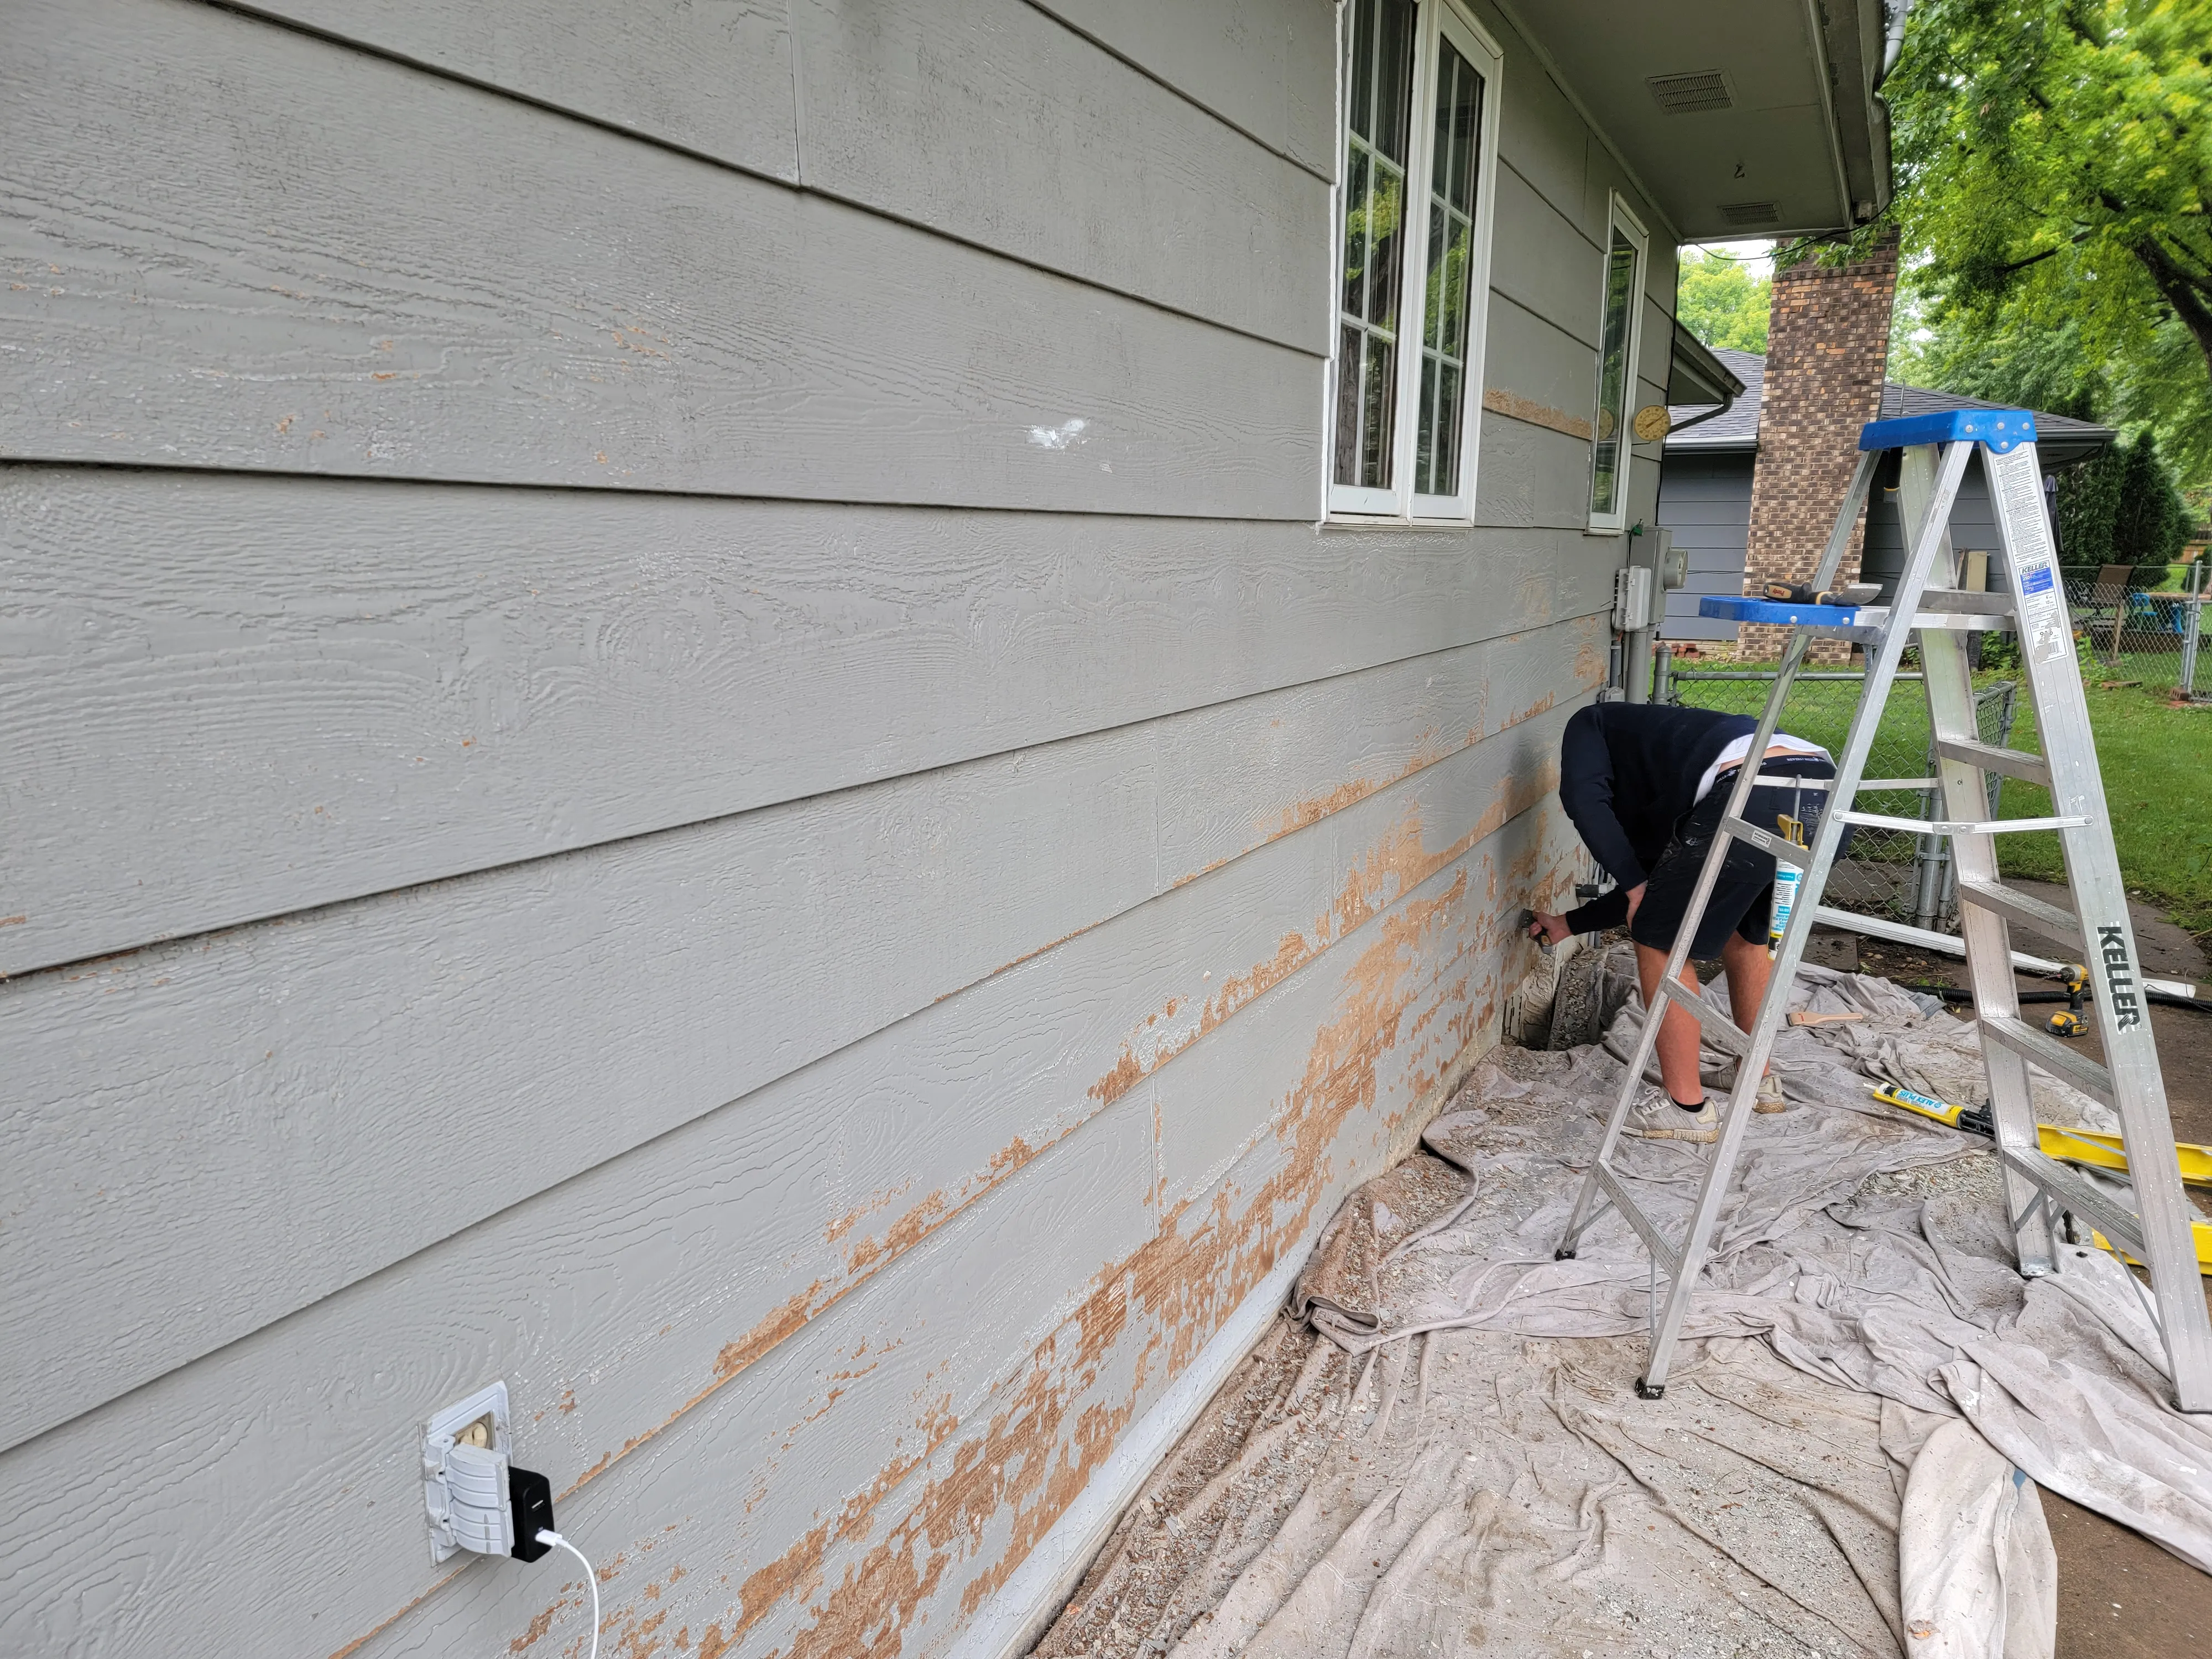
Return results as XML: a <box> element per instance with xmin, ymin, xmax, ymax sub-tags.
<box><xmin>1984</xmin><ymin>439</ymin><xmax>2212</xmax><ymax>1406</ymax></box>
<box><xmin>1635</xmin><ymin>436</ymin><xmax>1978</xmax><ymax>1392</ymax></box>
<box><xmin>1556</xmin><ymin>421</ymin><xmax>2212</xmax><ymax>1412</ymax></box>
<box><xmin>1895</xmin><ymin>443</ymin><xmax>2053</xmax><ymax>1274</ymax></box>
<box><xmin>1552</xmin><ymin>448</ymin><xmax>1878</xmax><ymax>1272</ymax></box>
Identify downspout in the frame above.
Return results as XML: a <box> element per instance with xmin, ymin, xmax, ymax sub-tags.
<box><xmin>1877</xmin><ymin>0</ymin><xmax>1914</xmax><ymax>85</ymax></box>
<box><xmin>1665</xmin><ymin>386</ymin><xmax>1739</xmax><ymax>439</ymax></box>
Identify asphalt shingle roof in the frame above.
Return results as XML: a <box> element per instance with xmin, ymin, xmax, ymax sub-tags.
<box><xmin>1665</xmin><ymin>347</ymin><xmax>2114</xmax><ymax>465</ymax></box>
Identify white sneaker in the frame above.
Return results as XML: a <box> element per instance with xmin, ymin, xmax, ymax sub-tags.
<box><xmin>1754</xmin><ymin>1072</ymin><xmax>1787</xmax><ymax>1114</ymax></box>
<box><xmin>1623</xmin><ymin>1089</ymin><xmax>1719</xmax><ymax>1143</ymax></box>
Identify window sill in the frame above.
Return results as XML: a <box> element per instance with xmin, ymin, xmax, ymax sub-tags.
<box><xmin>1318</xmin><ymin>515</ymin><xmax>1477</xmax><ymax>533</ymax></box>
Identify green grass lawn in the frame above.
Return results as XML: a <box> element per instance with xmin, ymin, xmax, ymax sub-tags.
<box><xmin>1997</xmin><ymin>681</ymin><xmax>2212</xmax><ymax>937</ymax></box>
<box><xmin>1670</xmin><ymin>657</ymin><xmax>2212</xmax><ymax>937</ymax></box>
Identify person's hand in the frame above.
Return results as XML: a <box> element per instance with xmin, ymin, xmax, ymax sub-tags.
<box><xmin>1527</xmin><ymin>909</ymin><xmax>1572</xmax><ymax>946</ymax></box>
<box><xmin>1624</xmin><ymin>883</ymin><xmax>1647</xmax><ymax>925</ymax></box>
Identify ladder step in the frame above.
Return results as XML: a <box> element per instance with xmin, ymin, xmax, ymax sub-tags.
<box><xmin>1982</xmin><ymin>1014</ymin><xmax>2115</xmax><ymax>1104</ymax></box>
<box><xmin>1721</xmin><ymin>817</ymin><xmax>1811</xmax><ymax>867</ymax></box>
<box><xmin>1933</xmin><ymin>737</ymin><xmax>2052</xmax><ymax>789</ymax></box>
<box><xmin>1856</xmin><ymin>777</ymin><xmax>1939</xmax><ymax>791</ymax></box>
<box><xmin>1957</xmin><ymin>878</ymin><xmax>2085</xmax><ymax>950</ymax></box>
<box><xmin>1835</xmin><ymin>809</ymin><xmax>2088</xmax><ymax>836</ymax></box>
<box><xmin>1917</xmin><ymin>590</ymin><xmax>2015</xmax><ymax>616</ymax></box>
<box><xmin>1996</xmin><ymin>1145</ymin><xmax>2146</xmax><ymax>1258</ymax></box>
<box><xmin>1657</xmin><ymin>973</ymin><xmax>1751</xmax><ymax>1057</ymax></box>
<box><xmin>1593</xmin><ymin>1164</ymin><xmax>1681</xmax><ymax>1276</ymax></box>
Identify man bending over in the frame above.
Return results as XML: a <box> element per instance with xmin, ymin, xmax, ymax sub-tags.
<box><xmin>1526</xmin><ymin>702</ymin><xmax>1834</xmax><ymax>1143</ymax></box>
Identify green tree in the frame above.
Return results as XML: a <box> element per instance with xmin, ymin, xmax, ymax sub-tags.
<box><xmin>2056</xmin><ymin>432</ymin><xmax>2124</xmax><ymax>573</ymax></box>
<box><xmin>1885</xmin><ymin>1</ymin><xmax>2212</xmax><ymax>487</ymax></box>
<box><xmin>2112</xmin><ymin>429</ymin><xmax>2190</xmax><ymax>571</ymax></box>
<box><xmin>1675</xmin><ymin>247</ymin><xmax>1772</xmax><ymax>352</ymax></box>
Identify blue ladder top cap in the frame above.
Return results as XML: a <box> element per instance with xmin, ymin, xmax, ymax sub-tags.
<box><xmin>1699</xmin><ymin>596</ymin><xmax>1860</xmax><ymax>626</ymax></box>
<box><xmin>1859</xmin><ymin>408</ymin><xmax>2037</xmax><ymax>454</ymax></box>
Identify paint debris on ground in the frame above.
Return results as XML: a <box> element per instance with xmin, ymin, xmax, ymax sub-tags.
<box><xmin>1030</xmin><ymin>953</ymin><xmax>2212</xmax><ymax>1659</ymax></box>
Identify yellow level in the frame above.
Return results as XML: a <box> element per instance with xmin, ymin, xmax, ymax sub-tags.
<box><xmin>2037</xmin><ymin>1123</ymin><xmax>2212</xmax><ymax>1191</ymax></box>
<box><xmin>1869</xmin><ymin>1084</ymin><xmax>2212</xmax><ymax>1190</ymax></box>
<box><xmin>2089</xmin><ymin>1222</ymin><xmax>2212</xmax><ymax>1277</ymax></box>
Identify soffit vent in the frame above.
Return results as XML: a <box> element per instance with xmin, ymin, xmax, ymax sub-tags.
<box><xmin>1719</xmin><ymin>200</ymin><xmax>1781</xmax><ymax>226</ymax></box>
<box><xmin>1647</xmin><ymin>71</ymin><xmax>1733</xmax><ymax>114</ymax></box>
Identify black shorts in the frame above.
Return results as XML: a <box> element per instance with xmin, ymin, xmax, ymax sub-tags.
<box><xmin>1629</xmin><ymin>756</ymin><xmax>1838</xmax><ymax>960</ymax></box>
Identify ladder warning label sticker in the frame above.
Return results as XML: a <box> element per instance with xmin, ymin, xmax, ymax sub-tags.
<box><xmin>1990</xmin><ymin>447</ymin><xmax>2070</xmax><ymax>664</ymax></box>
<box><xmin>2099</xmin><ymin>925</ymin><xmax>2143</xmax><ymax>1030</ymax></box>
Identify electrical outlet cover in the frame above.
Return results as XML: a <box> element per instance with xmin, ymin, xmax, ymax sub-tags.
<box><xmin>423</xmin><ymin>1381</ymin><xmax>512</xmax><ymax>1563</ymax></box>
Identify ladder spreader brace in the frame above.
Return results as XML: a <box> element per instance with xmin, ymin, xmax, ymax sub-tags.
<box><xmin>1553</xmin><ymin>407</ymin><xmax>2212</xmax><ymax>1413</ymax></box>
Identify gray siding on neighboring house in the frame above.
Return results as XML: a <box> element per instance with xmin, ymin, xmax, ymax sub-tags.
<box><xmin>0</xmin><ymin>2</ymin><xmax>1668</xmax><ymax>1655</ymax></box>
<box><xmin>1667</xmin><ymin>448</ymin><xmax>2015</xmax><ymax>633</ymax></box>
<box><xmin>1657</xmin><ymin>359</ymin><xmax>2102</xmax><ymax>639</ymax></box>
<box><xmin>1655</xmin><ymin>451</ymin><xmax>1756</xmax><ymax>639</ymax></box>
<box><xmin>1860</xmin><ymin>450</ymin><xmax>2009</xmax><ymax>597</ymax></box>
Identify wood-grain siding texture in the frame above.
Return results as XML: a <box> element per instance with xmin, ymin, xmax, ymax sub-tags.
<box><xmin>1</xmin><ymin>0</ymin><xmax>1319</xmax><ymax>513</ymax></box>
<box><xmin>0</xmin><ymin>748</ymin><xmax>1584</xmax><ymax>1659</ymax></box>
<box><xmin>224</xmin><ymin>0</ymin><xmax>1329</xmax><ymax>350</ymax></box>
<box><xmin>0</xmin><ymin>472</ymin><xmax>1608</xmax><ymax>978</ymax></box>
<box><xmin>0</xmin><ymin>623</ymin><xmax>1605</xmax><ymax>1449</ymax></box>
<box><xmin>0</xmin><ymin>0</ymin><xmax>1668</xmax><ymax>1652</ymax></box>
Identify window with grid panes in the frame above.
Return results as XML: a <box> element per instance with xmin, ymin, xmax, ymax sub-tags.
<box><xmin>1586</xmin><ymin>197</ymin><xmax>1648</xmax><ymax>531</ymax></box>
<box><xmin>1329</xmin><ymin>0</ymin><xmax>1501</xmax><ymax>521</ymax></box>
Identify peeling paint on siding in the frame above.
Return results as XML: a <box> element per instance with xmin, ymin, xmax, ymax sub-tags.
<box><xmin>658</xmin><ymin>844</ymin><xmax>1508</xmax><ymax>1659</ymax></box>
<box><xmin>1480</xmin><ymin>387</ymin><xmax>1595</xmax><ymax>440</ymax></box>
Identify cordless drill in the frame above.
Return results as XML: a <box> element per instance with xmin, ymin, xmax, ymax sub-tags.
<box><xmin>1763</xmin><ymin>580</ymin><xmax>1881</xmax><ymax>607</ymax></box>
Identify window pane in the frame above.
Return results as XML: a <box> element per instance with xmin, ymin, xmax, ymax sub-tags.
<box><xmin>1415</xmin><ymin>352</ymin><xmax>1437</xmax><ymax>492</ymax></box>
<box><xmin>1589</xmin><ymin>227</ymin><xmax>1639</xmax><ymax>518</ymax></box>
<box><xmin>1335</xmin><ymin>0</ymin><xmax>1416</xmax><ymax>492</ymax></box>
<box><xmin>1353</xmin><ymin>0</ymin><xmax>1416</xmax><ymax>163</ymax></box>
<box><xmin>1341</xmin><ymin>147</ymin><xmax>1371</xmax><ymax>320</ymax></box>
<box><xmin>1360</xmin><ymin>333</ymin><xmax>1396</xmax><ymax>488</ymax></box>
<box><xmin>1334</xmin><ymin>322</ymin><xmax>1363</xmax><ymax>484</ymax></box>
<box><xmin>1437</xmin><ymin>362</ymin><xmax>1464</xmax><ymax>494</ymax></box>
<box><xmin>1413</xmin><ymin>38</ymin><xmax>1484</xmax><ymax>500</ymax></box>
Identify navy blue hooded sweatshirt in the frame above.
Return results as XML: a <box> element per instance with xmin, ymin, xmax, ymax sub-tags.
<box><xmin>1556</xmin><ymin>703</ymin><xmax>1756</xmax><ymax>934</ymax></box>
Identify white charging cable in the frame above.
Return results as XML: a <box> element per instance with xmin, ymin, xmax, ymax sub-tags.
<box><xmin>535</xmin><ymin>1531</ymin><xmax>599</xmax><ymax>1659</ymax></box>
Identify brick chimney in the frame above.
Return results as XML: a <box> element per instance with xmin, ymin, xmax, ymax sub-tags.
<box><xmin>1741</xmin><ymin>234</ymin><xmax>1900</xmax><ymax>659</ymax></box>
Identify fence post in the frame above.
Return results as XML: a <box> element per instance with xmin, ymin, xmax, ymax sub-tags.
<box><xmin>1912</xmin><ymin>774</ymin><xmax>1947</xmax><ymax>929</ymax></box>
<box><xmin>2183</xmin><ymin>561</ymin><xmax>2204</xmax><ymax>700</ymax></box>
<box><xmin>1987</xmin><ymin>681</ymin><xmax>2018</xmax><ymax>817</ymax></box>
<box><xmin>1653</xmin><ymin>643</ymin><xmax>1673</xmax><ymax>706</ymax></box>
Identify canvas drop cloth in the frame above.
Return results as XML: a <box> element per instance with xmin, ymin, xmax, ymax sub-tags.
<box><xmin>1034</xmin><ymin>959</ymin><xmax>2212</xmax><ymax>1659</ymax></box>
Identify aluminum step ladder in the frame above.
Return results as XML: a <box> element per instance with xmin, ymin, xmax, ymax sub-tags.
<box><xmin>1553</xmin><ymin>406</ymin><xmax>2212</xmax><ymax>1413</ymax></box>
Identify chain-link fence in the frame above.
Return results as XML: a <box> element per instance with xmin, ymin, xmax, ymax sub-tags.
<box><xmin>2065</xmin><ymin>563</ymin><xmax>2209</xmax><ymax>698</ymax></box>
<box><xmin>1653</xmin><ymin>660</ymin><xmax>2021</xmax><ymax>932</ymax></box>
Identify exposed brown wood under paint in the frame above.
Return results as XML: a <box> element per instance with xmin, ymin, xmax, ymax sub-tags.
<box><xmin>562</xmin><ymin>753</ymin><xmax>1563</xmax><ymax>1517</ymax></box>
<box><xmin>0</xmin><ymin>625</ymin><xmax>1599</xmax><ymax>1457</ymax></box>
<box><xmin>1092</xmin><ymin>761</ymin><xmax>1559</xmax><ymax>1110</ymax></box>
<box><xmin>339</xmin><ymin>797</ymin><xmax>1579</xmax><ymax>1659</ymax></box>
<box><xmin>550</xmin><ymin>807</ymin><xmax>1586</xmax><ymax>1659</ymax></box>
<box><xmin>731</xmin><ymin>859</ymin><xmax>1495</xmax><ymax>1658</ymax></box>
<box><xmin>1481</xmin><ymin>386</ymin><xmax>1595</xmax><ymax>441</ymax></box>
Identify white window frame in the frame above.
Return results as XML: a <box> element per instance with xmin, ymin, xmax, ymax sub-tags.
<box><xmin>1324</xmin><ymin>0</ymin><xmax>1504</xmax><ymax>524</ymax></box>
<box><xmin>1584</xmin><ymin>192</ymin><xmax>1650</xmax><ymax>534</ymax></box>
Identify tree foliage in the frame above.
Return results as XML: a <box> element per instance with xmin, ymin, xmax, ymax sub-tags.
<box><xmin>1675</xmin><ymin>248</ymin><xmax>1772</xmax><ymax>352</ymax></box>
<box><xmin>1884</xmin><ymin>0</ymin><xmax>2212</xmax><ymax>489</ymax></box>
<box><xmin>2040</xmin><ymin>425</ymin><xmax>2190</xmax><ymax>577</ymax></box>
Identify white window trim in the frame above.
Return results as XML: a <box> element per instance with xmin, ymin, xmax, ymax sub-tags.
<box><xmin>1324</xmin><ymin>0</ymin><xmax>1504</xmax><ymax>526</ymax></box>
<box><xmin>1584</xmin><ymin>192</ymin><xmax>1650</xmax><ymax>535</ymax></box>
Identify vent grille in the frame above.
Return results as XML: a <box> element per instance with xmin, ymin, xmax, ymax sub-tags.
<box><xmin>1647</xmin><ymin>71</ymin><xmax>1732</xmax><ymax>114</ymax></box>
<box><xmin>1719</xmin><ymin>200</ymin><xmax>1781</xmax><ymax>226</ymax></box>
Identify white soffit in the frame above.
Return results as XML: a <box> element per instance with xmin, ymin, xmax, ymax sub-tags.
<box><xmin>1509</xmin><ymin>0</ymin><xmax>1857</xmax><ymax>240</ymax></box>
